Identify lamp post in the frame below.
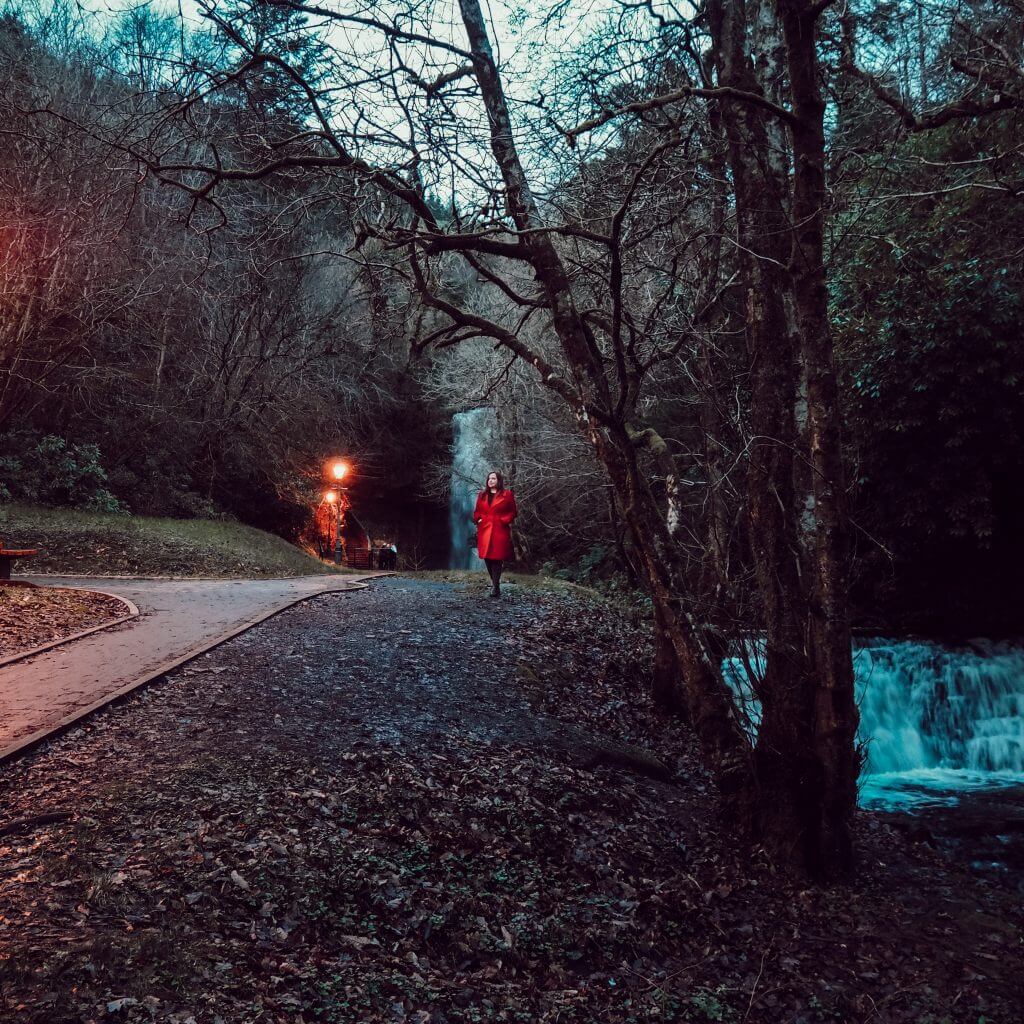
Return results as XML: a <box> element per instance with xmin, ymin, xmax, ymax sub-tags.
<box><xmin>323</xmin><ymin>490</ymin><xmax>339</xmax><ymax>563</ymax></box>
<box><xmin>325</xmin><ymin>460</ymin><xmax>350</xmax><ymax>565</ymax></box>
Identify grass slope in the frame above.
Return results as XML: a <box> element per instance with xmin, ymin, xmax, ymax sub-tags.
<box><xmin>0</xmin><ymin>503</ymin><xmax>347</xmax><ymax>578</ymax></box>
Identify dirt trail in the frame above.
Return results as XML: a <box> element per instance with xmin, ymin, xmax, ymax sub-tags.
<box><xmin>234</xmin><ymin>577</ymin><xmax>565</xmax><ymax>753</ymax></box>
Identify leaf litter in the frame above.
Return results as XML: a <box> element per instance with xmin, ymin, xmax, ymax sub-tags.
<box><xmin>0</xmin><ymin>577</ymin><xmax>1020</xmax><ymax>1023</ymax></box>
<box><xmin>0</xmin><ymin>584</ymin><xmax>128</xmax><ymax>658</ymax></box>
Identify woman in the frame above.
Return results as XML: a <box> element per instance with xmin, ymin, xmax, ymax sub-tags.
<box><xmin>473</xmin><ymin>471</ymin><xmax>517</xmax><ymax>598</ymax></box>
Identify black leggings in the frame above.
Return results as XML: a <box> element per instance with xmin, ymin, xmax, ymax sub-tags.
<box><xmin>484</xmin><ymin>558</ymin><xmax>504</xmax><ymax>588</ymax></box>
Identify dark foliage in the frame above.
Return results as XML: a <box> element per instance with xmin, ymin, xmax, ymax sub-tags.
<box><xmin>836</xmin><ymin>116</ymin><xmax>1024</xmax><ymax>634</ymax></box>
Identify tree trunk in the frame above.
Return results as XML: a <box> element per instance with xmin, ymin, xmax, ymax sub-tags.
<box><xmin>651</xmin><ymin>596</ymin><xmax>687</xmax><ymax>718</ymax></box>
<box><xmin>455</xmin><ymin>0</ymin><xmax>756</xmax><ymax>819</ymax></box>
<box><xmin>706</xmin><ymin>0</ymin><xmax>859</xmax><ymax>878</ymax></box>
<box><xmin>777</xmin><ymin>0</ymin><xmax>860</xmax><ymax>876</ymax></box>
<box><xmin>597</xmin><ymin>426</ymin><xmax>754</xmax><ymax>817</ymax></box>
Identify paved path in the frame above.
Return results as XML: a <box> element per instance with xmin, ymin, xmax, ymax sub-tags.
<box><xmin>0</xmin><ymin>574</ymin><xmax>379</xmax><ymax>756</ymax></box>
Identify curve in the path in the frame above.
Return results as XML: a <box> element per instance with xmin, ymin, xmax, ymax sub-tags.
<box><xmin>0</xmin><ymin>574</ymin><xmax>384</xmax><ymax>761</ymax></box>
<box><xmin>0</xmin><ymin>587</ymin><xmax>140</xmax><ymax>670</ymax></box>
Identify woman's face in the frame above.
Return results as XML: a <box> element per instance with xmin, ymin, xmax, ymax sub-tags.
<box><xmin>487</xmin><ymin>472</ymin><xmax>499</xmax><ymax>490</ymax></box>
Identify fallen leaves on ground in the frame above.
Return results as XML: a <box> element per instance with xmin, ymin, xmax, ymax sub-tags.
<box><xmin>0</xmin><ymin>584</ymin><xmax>128</xmax><ymax>658</ymax></box>
<box><xmin>0</xmin><ymin>579</ymin><xmax>1020</xmax><ymax>1024</ymax></box>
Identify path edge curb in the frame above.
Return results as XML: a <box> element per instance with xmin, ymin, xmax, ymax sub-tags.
<box><xmin>0</xmin><ymin>588</ymin><xmax>141</xmax><ymax>670</ymax></box>
<box><xmin>18</xmin><ymin>571</ymin><xmax>381</xmax><ymax>582</ymax></box>
<box><xmin>0</xmin><ymin>578</ymin><xmax>377</xmax><ymax>767</ymax></box>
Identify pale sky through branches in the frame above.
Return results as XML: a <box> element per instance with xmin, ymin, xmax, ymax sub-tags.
<box><xmin>58</xmin><ymin>0</ymin><xmax>669</xmax><ymax>206</ymax></box>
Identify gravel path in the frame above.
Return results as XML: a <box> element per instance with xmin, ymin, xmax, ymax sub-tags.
<box><xmin>3</xmin><ymin>577</ymin><xmax>1021</xmax><ymax>1024</ymax></box>
<box><xmin>231</xmin><ymin>577</ymin><xmax>564</xmax><ymax>755</ymax></box>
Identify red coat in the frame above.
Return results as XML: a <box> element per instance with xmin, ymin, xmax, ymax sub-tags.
<box><xmin>473</xmin><ymin>489</ymin><xmax>517</xmax><ymax>561</ymax></box>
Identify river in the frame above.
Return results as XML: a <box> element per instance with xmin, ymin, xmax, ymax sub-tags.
<box><xmin>852</xmin><ymin>637</ymin><xmax>1024</xmax><ymax>809</ymax></box>
<box><xmin>726</xmin><ymin>637</ymin><xmax>1024</xmax><ymax>883</ymax></box>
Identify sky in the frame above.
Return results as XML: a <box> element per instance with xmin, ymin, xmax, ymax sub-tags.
<box><xmin>42</xmin><ymin>0</ymin><xmax>670</xmax><ymax>203</ymax></box>
<box><xmin>70</xmin><ymin>0</ymin><xmax>603</xmax><ymax>71</ymax></box>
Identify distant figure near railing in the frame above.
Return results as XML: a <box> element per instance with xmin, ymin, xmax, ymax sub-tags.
<box><xmin>376</xmin><ymin>543</ymin><xmax>398</xmax><ymax>571</ymax></box>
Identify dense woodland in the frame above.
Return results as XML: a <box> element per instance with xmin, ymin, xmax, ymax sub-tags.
<box><xmin>1</xmin><ymin>0</ymin><xmax>1023</xmax><ymax>876</ymax></box>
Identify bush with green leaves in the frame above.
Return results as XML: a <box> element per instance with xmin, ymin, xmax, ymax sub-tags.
<box><xmin>0</xmin><ymin>433</ymin><xmax>124</xmax><ymax>513</ymax></box>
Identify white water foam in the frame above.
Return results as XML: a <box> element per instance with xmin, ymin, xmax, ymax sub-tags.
<box><xmin>724</xmin><ymin>638</ymin><xmax>1024</xmax><ymax>809</ymax></box>
<box><xmin>448</xmin><ymin>408</ymin><xmax>498</xmax><ymax>570</ymax></box>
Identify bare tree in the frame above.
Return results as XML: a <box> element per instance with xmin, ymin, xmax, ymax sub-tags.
<box><xmin>121</xmin><ymin>0</ymin><xmax>847</xmax><ymax>873</ymax></box>
<box><xmin>36</xmin><ymin>0</ymin><xmax>1022</xmax><ymax>877</ymax></box>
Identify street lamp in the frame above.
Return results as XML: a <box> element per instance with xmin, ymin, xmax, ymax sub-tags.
<box><xmin>322</xmin><ymin>489</ymin><xmax>343</xmax><ymax>565</ymax></box>
<box><xmin>324</xmin><ymin>458</ymin><xmax>351</xmax><ymax>565</ymax></box>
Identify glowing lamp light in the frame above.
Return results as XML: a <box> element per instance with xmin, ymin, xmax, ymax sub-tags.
<box><xmin>320</xmin><ymin>458</ymin><xmax>351</xmax><ymax>567</ymax></box>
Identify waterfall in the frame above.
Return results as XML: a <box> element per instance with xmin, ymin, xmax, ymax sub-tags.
<box><xmin>449</xmin><ymin>408</ymin><xmax>497</xmax><ymax>570</ymax></box>
<box><xmin>855</xmin><ymin>639</ymin><xmax>1024</xmax><ymax>807</ymax></box>
<box><xmin>724</xmin><ymin>638</ymin><xmax>1024</xmax><ymax>809</ymax></box>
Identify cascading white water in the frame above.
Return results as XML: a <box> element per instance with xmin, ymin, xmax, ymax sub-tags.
<box><xmin>724</xmin><ymin>638</ymin><xmax>1024</xmax><ymax>809</ymax></box>
<box><xmin>449</xmin><ymin>407</ymin><xmax>497</xmax><ymax>570</ymax></box>
<box><xmin>855</xmin><ymin>639</ymin><xmax>1024</xmax><ymax>808</ymax></box>
<box><xmin>856</xmin><ymin>639</ymin><xmax>1024</xmax><ymax>773</ymax></box>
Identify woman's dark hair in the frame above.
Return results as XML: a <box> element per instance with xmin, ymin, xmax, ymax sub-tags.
<box><xmin>480</xmin><ymin>470</ymin><xmax>504</xmax><ymax>503</ymax></box>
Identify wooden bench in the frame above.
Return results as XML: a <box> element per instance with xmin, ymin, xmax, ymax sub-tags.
<box><xmin>0</xmin><ymin>539</ymin><xmax>38</xmax><ymax>580</ymax></box>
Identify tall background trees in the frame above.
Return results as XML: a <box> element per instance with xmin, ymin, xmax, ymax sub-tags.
<box><xmin>0</xmin><ymin>3</ymin><xmax>447</xmax><ymax>545</ymax></box>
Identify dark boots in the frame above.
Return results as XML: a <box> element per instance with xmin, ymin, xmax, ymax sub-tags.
<box><xmin>485</xmin><ymin>559</ymin><xmax>502</xmax><ymax>598</ymax></box>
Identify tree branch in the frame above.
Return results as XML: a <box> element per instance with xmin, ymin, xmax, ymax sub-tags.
<box><xmin>561</xmin><ymin>84</ymin><xmax>799</xmax><ymax>145</ymax></box>
<box><xmin>843</xmin><ymin>57</ymin><xmax>1019</xmax><ymax>133</ymax></box>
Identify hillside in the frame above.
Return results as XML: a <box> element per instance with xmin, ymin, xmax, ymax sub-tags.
<box><xmin>0</xmin><ymin>504</ymin><xmax>348</xmax><ymax>579</ymax></box>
